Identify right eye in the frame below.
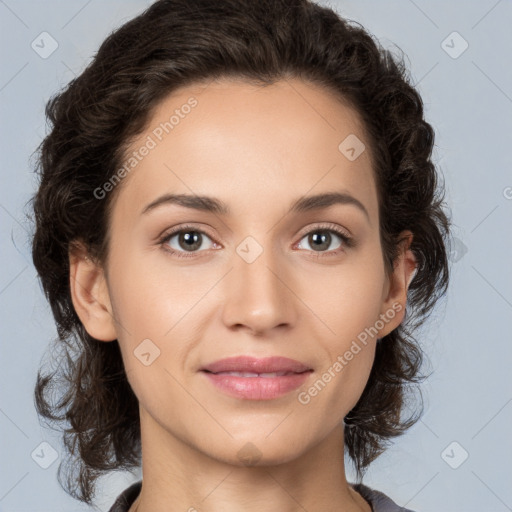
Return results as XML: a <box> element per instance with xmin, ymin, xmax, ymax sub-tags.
<box><xmin>159</xmin><ymin>225</ymin><xmax>219</xmax><ymax>259</ymax></box>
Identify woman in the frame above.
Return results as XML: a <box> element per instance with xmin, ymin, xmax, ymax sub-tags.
<box><xmin>31</xmin><ymin>0</ymin><xmax>451</xmax><ymax>511</ymax></box>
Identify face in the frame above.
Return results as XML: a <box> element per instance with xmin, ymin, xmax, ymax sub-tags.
<box><xmin>71</xmin><ymin>77</ymin><xmax>414</xmax><ymax>467</ymax></box>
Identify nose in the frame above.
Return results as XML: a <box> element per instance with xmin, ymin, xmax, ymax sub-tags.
<box><xmin>221</xmin><ymin>243</ymin><xmax>298</xmax><ymax>337</ymax></box>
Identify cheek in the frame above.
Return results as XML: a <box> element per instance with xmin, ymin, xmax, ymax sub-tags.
<box><xmin>301</xmin><ymin>253</ymin><xmax>386</xmax><ymax>344</ymax></box>
<box><xmin>106</xmin><ymin>248</ymin><xmax>210</xmax><ymax>390</ymax></box>
<box><xmin>297</xmin><ymin>247</ymin><xmax>384</xmax><ymax>407</ymax></box>
<box><xmin>107</xmin><ymin>247</ymin><xmax>209</xmax><ymax>338</ymax></box>
<box><xmin>300</xmin><ymin>333</ymin><xmax>376</xmax><ymax>428</ymax></box>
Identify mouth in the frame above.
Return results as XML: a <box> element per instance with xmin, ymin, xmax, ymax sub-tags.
<box><xmin>200</xmin><ymin>356</ymin><xmax>313</xmax><ymax>400</ymax></box>
<box><xmin>203</xmin><ymin>370</ymin><xmax>301</xmax><ymax>377</ymax></box>
<box><xmin>200</xmin><ymin>355</ymin><xmax>312</xmax><ymax>374</ymax></box>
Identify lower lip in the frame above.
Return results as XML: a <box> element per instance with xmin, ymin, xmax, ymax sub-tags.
<box><xmin>201</xmin><ymin>371</ymin><xmax>312</xmax><ymax>400</ymax></box>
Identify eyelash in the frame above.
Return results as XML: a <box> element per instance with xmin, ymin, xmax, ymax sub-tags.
<box><xmin>157</xmin><ymin>223</ymin><xmax>355</xmax><ymax>260</ymax></box>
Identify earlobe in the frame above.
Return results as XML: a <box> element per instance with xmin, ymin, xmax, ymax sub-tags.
<box><xmin>68</xmin><ymin>243</ymin><xmax>117</xmax><ymax>342</ymax></box>
<box><xmin>377</xmin><ymin>230</ymin><xmax>418</xmax><ymax>338</ymax></box>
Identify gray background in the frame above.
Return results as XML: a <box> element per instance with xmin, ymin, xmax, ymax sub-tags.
<box><xmin>1</xmin><ymin>1</ymin><xmax>511</xmax><ymax>511</ymax></box>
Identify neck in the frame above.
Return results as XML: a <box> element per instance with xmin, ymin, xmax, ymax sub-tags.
<box><xmin>129</xmin><ymin>408</ymin><xmax>371</xmax><ymax>512</ymax></box>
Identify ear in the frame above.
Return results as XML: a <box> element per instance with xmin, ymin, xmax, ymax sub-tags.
<box><xmin>68</xmin><ymin>242</ymin><xmax>117</xmax><ymax>342</ymax></box>
<box><xmin>376</xmin><ymin>230</ymin><xmax>418</xmax><ymax>338</ymax></box>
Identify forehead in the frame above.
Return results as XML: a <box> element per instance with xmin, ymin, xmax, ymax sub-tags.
<box><xmin>111</xmin><ymin>77</ymin><xmax>378</xmax><ymax>224</ymax></box>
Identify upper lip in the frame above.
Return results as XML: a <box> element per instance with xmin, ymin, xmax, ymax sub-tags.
<box><xmin>201</xmin><ymin>356</ymin><xmax>312</xmax><ymax>374</ymax></box>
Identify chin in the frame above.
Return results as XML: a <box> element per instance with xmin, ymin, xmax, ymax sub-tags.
<box><xmin>200</xmin><ymin>434</ymin><xmax>310</xmax><ymax>468</ymax></box>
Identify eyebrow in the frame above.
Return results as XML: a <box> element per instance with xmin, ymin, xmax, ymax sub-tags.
<box><xmin>141</xmin><ymin>191</ymin><xmax>370</xmax><ymax>221</ymax></box>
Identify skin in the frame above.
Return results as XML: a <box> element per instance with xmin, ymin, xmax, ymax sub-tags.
<box><xmin>69</xmin><ymin>78</ymin><xmax>417</xmax><ymax>512</ymax></box>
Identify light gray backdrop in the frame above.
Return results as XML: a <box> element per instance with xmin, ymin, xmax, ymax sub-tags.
<box><xmin>1</xmin><ymin>1</ymin><xmax>511</xmax><ymax>511</ymax></box>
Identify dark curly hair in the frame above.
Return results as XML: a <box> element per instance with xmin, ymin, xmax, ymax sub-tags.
<box><xmin>30</xmin><ymin>0</ymin><xmax>451</xmax><ymax>505</ymax></box>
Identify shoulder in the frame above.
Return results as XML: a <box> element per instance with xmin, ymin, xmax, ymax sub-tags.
<box><xmin>351</xmin><ymin>483</ymin><xmax>418</xmax><ymax>512</ymax></box>
<box><xmin>108</xmin><ymin>480</ymin><xmax>142</xmax><ymax>512</ymax></box>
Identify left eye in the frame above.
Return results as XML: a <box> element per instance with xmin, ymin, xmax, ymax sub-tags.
<box><xmin>296</xmin><ymin>229</ymin><xmax>347</xmax><ymax>253</ymax></box>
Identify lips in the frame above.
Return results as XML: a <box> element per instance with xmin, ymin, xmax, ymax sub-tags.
<box><xmin>213</xmin><ymin>371</ymin><xmax>293</xmax><ymax>377</ymax></box>
<box><xmin>201</xmin><ymin>356</ymin><xmax>312</xmax><ymax>374</ymax></box>
<box><xmin>200</xmin><ymin>356</ymin><xmax>313</xmax><ymax>400</ymax></box>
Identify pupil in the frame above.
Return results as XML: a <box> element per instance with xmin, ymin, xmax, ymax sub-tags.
<box><xmin>180</xmin><ymin>231</ymin><xmax>201</xmax><ymax>251</ymax></box>
<box><xmin>310</xmin><ymin>231</ymin><xmax>330</xmax><ymax>251</ymax></box>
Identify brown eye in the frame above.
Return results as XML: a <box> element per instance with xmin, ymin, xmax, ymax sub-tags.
<box><xmin>175</xmin><ymin>231</ymin><xmax>203</xmax><ymax>252</ymax></box>
<box><xmin>306</xmin><ymin>231</ymin><xmax>335</xmax><ymax>252</ymax></box>
<box><xmin>161</xmin><ymin>227</ymin><xmax>216</xmax><ymax>257</ymax></box>
<box><xmin>296</xmin><ymin>228</ymin><xmax>351</xmax><ymax>254</ymax></box>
